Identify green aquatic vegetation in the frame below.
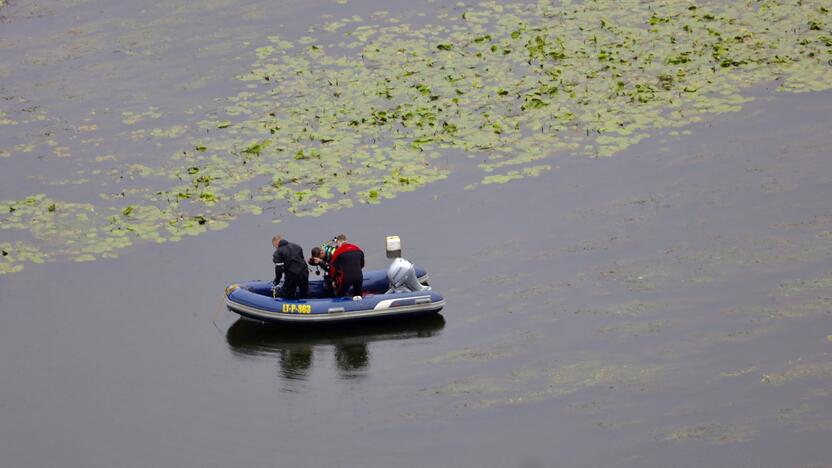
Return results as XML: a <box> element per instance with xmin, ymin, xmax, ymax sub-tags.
<box><xmin>760</xmin><ymin>361</ymin><xmax>832</xmax><ymax>385</ymax></box>
<box><xmin>707</xmin><ymin>326</ymin><xmax>774</xmax><ymax>344</ymax></box>
<box><xmin>572</xmin><ymin>301</ymin><xmax>665</xmax><ymax>318</ymax></box>
<box><xmin>0</xmin><ymin>242</ymin><xmax>44</xmax><ymax>274</ymax></box>
<box><xmin>482</xmin><ymin>165</ymin><xmax>551</xmax><ymax>184</ymax></box>
<box><xmin>0</xmin><ymin>111</ymin><xmax>16</xmax><ymax>126</ymax></box>
<box><xmin>428</xmin><ymin>344</ymin><xmax>521</xmax><ymax>364</ymax></box>
<box><xmin>622</xmin><ymin>231</ymin><xmax>832</xmax><ymax>289</ymax></box>
<box><xmin>427</xmin><ymin>331</ymin><xmax>542</xmax><ymax>364</ymax></box>
<box><xmin>662</xmin><ymin>422</ymin><xmax>760</xmax><ymax>445</ymax></box>
<box><xmin>0</xmin><ymin>193</ymin><xmax>235</xmax><ymax>271</ymax></box>
<box><xmin>430</xmin><ymin>359</ymin><xmax>662</xmax><ymax>410</ymax></box>
<box><xmin>121</xmin><ymin>108</ymin><xmax>163</xmax><ymax>125</ymax></box>
<box><xmin>719</xmin><ymin>366</ymin><xmax>758</xmax><ymax>378</ymax></box>
<box><xmin>595</xmin><ymin>320</ymin><xmax>672</xmax><ymax>339</ymax></box>
<box><xmin>776</xmin><ymin>273</ymin><xmax>832</xmax><ymax>296</ymax></box>
<box><xmin>3</xmin><ymin>0</ymin><xmax>832</xmax><ymax>274</ymax></box>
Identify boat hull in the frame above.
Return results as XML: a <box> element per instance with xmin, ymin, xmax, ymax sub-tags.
<box><xmin>225</xmin><ymin>268</ymin><xmax>444</xmax><ymax>324</ymax></box>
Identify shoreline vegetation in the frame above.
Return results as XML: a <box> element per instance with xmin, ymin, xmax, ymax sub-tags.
<box><xmin>2</xmin><ymin>0</ymin><xmax>831</xmax><ymax>275</ymax></box>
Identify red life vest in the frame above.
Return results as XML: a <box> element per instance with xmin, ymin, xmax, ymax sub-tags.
<box><xmin>329</xmin><ymin>242</ymin><xmax>362</xmax><ymax>280</ymax></box>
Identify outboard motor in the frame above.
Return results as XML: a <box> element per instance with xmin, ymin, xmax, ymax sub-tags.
<box><xmin>386</xmin><ymin>257</ymin><xmax>430</xmax><ymax>293</ymax></box>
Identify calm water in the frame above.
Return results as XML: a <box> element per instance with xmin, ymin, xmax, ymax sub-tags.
<box><xmin>2</xmin><ymin>1</ymin><xmax>832</xmax><ymax>467</ymax></box>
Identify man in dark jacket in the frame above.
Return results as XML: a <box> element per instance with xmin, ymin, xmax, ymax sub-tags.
<box><xmin>272</xmin><ymin>235</ymin><xmax>308</xmax><ymax>299</ymax></box>
<box><xmin>330</xmin><ymin>234</ymin><xmax>364</xmax><ymax>297</ymax></box>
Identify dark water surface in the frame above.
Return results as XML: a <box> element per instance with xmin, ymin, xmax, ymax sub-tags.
<box><xmin>2</xmin><ymin>1</ymin><xmax>832</xmax><ymax>467</ymax></box>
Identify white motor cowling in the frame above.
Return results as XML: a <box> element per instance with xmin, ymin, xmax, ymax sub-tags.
<box><xmin>386</xmin><ymin>257</ymin><xmax>430</xmax><ymax>293</ymax></box>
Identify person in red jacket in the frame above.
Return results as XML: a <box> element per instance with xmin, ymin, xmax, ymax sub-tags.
<box><xmin>330</xmin><ymin>234</ymin><xmax>365</xmax><ymax>297</ymax></box>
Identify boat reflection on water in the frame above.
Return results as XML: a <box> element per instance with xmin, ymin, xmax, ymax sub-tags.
<box><xmin>225</xmin><ymin>315</ymin><xmax>445</xmax><ymax>385</ymax></box>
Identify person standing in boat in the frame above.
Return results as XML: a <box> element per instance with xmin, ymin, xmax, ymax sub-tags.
<box><xmin>272</xmin><ymin>234</ymin><xmax>309</xmax><ymax>299</ymax></box>
<box><xmin>330</xmin><ymin>234</ymin><xmax>365</xmax><ymax>297</ymax></box>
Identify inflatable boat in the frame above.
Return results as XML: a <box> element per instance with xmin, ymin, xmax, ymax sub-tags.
<box><xmin>225</xmin><ymin>263</ymin><xmax>445</xmax><ymax>324</ymax></box>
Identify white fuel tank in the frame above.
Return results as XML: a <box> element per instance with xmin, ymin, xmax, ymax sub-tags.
<box><xmin>386</xmin><ymin>235</ymin><xmax>402</xmax><ymax>259</ymax></box>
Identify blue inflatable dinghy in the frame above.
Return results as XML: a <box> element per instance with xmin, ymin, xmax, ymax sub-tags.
<box><xmin>225</xmin><ymin>266</ymin><xmax>445</xmax><ymax>324</ymax></box>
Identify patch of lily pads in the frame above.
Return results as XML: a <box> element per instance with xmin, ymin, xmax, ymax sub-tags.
<box><xmin>2</xmin><ymin>0</ymin><xmax>832</xmax><ymax>274</ymax></box>
<box><xmin>428</xmin><ymin>359</ymin><xmax>663</xmax><ymax>410</ymax></box>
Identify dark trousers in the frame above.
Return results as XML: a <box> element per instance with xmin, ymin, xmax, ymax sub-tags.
<box><xmin>337</xmin><ymin>274</ymin><xmax>362</xmax><ymax>297</ymax></box>
<box><xmin>281</xmin><ymin>273</ymin><xmax>309</xmax><ymax>299</ymax></box>
<box><xmin>322</xmin><ymin>276</ymin><xmax>335</xmax><ymax>297</ymax></box>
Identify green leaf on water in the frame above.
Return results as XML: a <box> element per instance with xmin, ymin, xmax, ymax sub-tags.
<box><xmin>242</xmin><ymin>140</ymin><xmax>269</xmax><ymax>156</ymax></box>
<box><xmin>199</xmin><ymin>191</ymin><xmax>218</xmax><ymax>203</ymax></box>
<box><xmin>523</xmin><ymin>97</ymin><xmax>548</xmax><ymax>110</ymax></box>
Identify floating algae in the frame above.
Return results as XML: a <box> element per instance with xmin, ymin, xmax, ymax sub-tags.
<box><xmin>428</xmin><ymin>330</ymin><xmax>542</xmax><ymax>364</ymax></box>
<box><xmin>760</xmin><ymin>359</ymin><xmax>832</xmax><ymax>385</ymax></box>
<box><xmin>595</xmin><ymin>320</ymin><xmax>673</xmax><ymax>340</ymax></box>
<box><xmin>572</xmin><ymin>300</ymin><xmax>666</xmax><ymax>318</ymax></box>
<box><xmin>658</xmin><ymin>399</ymin><xmax>832</xmax><ymax>447</ymax></box>
<box><xmin>2</xmin><ymin>0</ymin><xmax>832</xmax><ymax>274</ymax></box>
<box><xmin>428</xmin><ymin>358</ymin><xmax>662</xmax><ymax>410</ymax></box>
<box><xmin>661</xmin><ymin>422</ymin><xmax>760</xmax><ymax>445</ymax></box>
<box><xmin>776</xmin><ymin>272</ymin><xmax>832</xmax><ymax>297</ymax></box>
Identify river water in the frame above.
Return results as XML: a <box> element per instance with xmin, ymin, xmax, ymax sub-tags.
<box><xmin>1</xmin><ymin>1</ymin><xmax>832</xmax><ymax>467</ymax></box>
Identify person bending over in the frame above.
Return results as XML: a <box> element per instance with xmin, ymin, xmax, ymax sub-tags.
<box><xmin>330</xmin><ymin>234</ymin><xmax>364</xmax><ymax>297</ymax></box>
<box><xmin>308</xmin><ymin>245</ymin><xmax>334</xmax><ymax>296</ymax></box>
<box><xmin>272</xmin><ymin>234</ymin><xmax>308</xmax><ymax>299</ymax></box>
